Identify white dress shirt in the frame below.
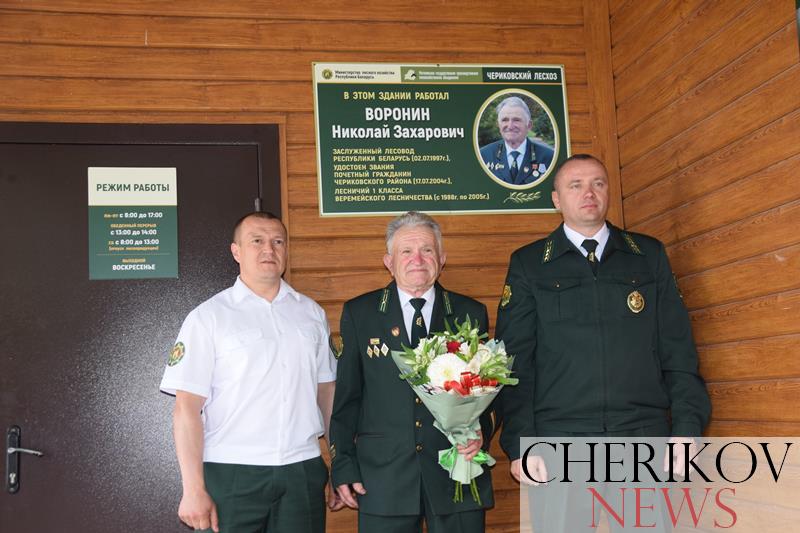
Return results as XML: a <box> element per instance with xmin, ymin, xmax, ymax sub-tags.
<box><xmin>396</xmin><ymin>285</ymin><xmax>436</xmax><ymax>342</ymax></box>
<box><xmin>505</xmin><ymin>138</ymin><xmax>528</xmax><ymax>169</ymax></box>
<box><xmin>563</xmin><ymin>222</ymin><xmax>610</xmax><ymax>261</ymax></box>
<box><xmin>160</xmin><ymin>277</ymin><xmax>337</xmax><ymax>466</ymax></box>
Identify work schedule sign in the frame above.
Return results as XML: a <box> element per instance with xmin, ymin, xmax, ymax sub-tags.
<box><xmin>88</xmin><ymin>167</ymin><xmax>178</xmax><ymax>280</ymax></box>
<box><xmin>313</xmin><ymin>62</ymin><xmax>571</xmax><ymax>216</ymax></box>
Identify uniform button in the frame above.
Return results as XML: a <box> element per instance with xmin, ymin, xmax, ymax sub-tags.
<box><xmin>415</xmin><ymin>397</ymin><xmax>422</xmax><ymax>405</ymax></box>
<box><xmin>415</xmin><ymin>420</ymin><xmax>422</xmax><ymax>428</ymax></box>
<box><xmin>416</xmin><ymin>444</ymin><xmax>423</xmax><ymax>452</ymax></box>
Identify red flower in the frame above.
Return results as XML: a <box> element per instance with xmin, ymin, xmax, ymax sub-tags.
<box><xmin>446</xmin><ymin>340</ymin><xmax>461</xmax><ymax>353</ymax></box>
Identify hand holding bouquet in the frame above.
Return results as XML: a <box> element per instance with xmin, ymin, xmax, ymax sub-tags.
<box><xmin>391</xmin><ymin>317</ymin><xmax>518</xmax><ymax>503</ymax></box>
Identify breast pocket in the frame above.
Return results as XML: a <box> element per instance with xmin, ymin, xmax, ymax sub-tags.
<box><xmin>609</xmin><ymin>272</ymin><xmax>655</xmax><ymax>319</ymax></box>
<box><xmin>216</xmin><ymin>328</ymin><xmax>268</xmax><ymax>382</ymax></box>
<box><xmin>296</xmin><ymin>327</ymin><xmax>326</xmax><ymax>371</ymax></box>
<box><xmin>534</xmin><ymin>278</ymin><xmax>582</xmax><ymax>322</ymax></box>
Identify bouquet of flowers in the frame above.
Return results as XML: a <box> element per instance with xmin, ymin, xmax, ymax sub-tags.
<box><xmin>391</xmin><ymin>316</ymin><xmax>518</xmax><ymax>503</ymax></box>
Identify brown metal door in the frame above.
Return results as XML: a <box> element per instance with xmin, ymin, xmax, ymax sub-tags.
<box><xmin>0</xmin><ymin>124</ymin><xmax>279</xmax><ymax>532</ymax></box>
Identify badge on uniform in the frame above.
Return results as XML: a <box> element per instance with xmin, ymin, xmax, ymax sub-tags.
<box><xmin>167</xmin><ymin>342</ymin><xmax>185</xmax><ymax>367</ymax></box>
<box><xmin>500</xmin><ymin>284</ymin><xmax>512</xmax><ymax>308</ymax></box>
<box><xmin>627</xmin><ymin>290</ymin><xmax>645</xmax><ymax>313</ymax></box>
<box><xmin>329</xmin><ymin>334</ymin><xmax>344</xmax><ymax>359</ymax></box>
<box><xmin>367</xmin><ymin>338</ymin><xmax>389</xmax><ymax>358</ymax></box>
<box><xmin>391</xmin><ymin>326</ymin><xmax>401</xmax><ymax>337</ymax></box>
<box><xmin>329</xmin><ymin>443</ymin><xmax>336</xmax><ymax>460</ymax></box>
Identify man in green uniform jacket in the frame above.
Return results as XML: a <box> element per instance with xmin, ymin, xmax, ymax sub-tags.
<box><xmin>496</xmin><ymin>154</ymin><xmax>711</xmax><ymax>482</ymax></box>
<box><xmin>330</xmin><ymin>211</ymin><xmax>494</xmax><ymax>533</ymax></box>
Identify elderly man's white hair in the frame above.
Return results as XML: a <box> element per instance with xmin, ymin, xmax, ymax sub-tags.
<box><xmin>495</xmin><ymin>95</ymin><xmax>531</xmax><ymax>123</ymax></box>
<box><xmin>385</xmin><ymin>211</ymin><xmax>443</xmax><ymax>254</ymax></box>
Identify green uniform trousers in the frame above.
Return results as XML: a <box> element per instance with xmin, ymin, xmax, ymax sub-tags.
<box><xmin>358</xmin><ymin>482</ymin><xmax>485</xmax><ymax>533</ymax></box>
<box><xmin>198</xmin><ymin>456</ymin><xmax>328</xmax><ymax>533</ymax></box>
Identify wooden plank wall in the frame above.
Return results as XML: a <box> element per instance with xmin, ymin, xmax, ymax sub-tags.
<box><xmin>609</xmin><ymin>0</ymin><xmax>800</xmax><ymax>438</ymax></box>
<box><xmin>0</xmin><ymin>1</ymin><xmax>622</xmax><ymax>530</ymax></box>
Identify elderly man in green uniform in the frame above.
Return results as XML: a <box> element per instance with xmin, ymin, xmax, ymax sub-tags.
<box><xmin>480</xmin><ymin>96</ymin><xmax>554</xmax><ymax>186</ymax></box>
<box><xmin>329</xmin><ymin>211</ymin><xmax>494</xmax><ymax>533</ymax></box>
<box><xmin>496</xmin><ymin>154</ymin><xmax>711</xmax><ymax>529</ymax></box>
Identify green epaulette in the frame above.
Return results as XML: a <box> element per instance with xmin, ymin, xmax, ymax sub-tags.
<box><xmin>621</xmin><ymin>232</ymin><xmax>644</xmax><ymax>255</ymax></box>
<box><xmin>378</xmin><ymin>288</ymin><xmax>390</xmax><ymax>313</ymax></box>
<box><xmin>442</xmin><ymin>290</ymin><xmax>453</xmax><ymax>315</ymax></box>
<box><xmin>542</xmin><ymin>240</ymin><xmax>554</xmax><ymax>263</ymax></box>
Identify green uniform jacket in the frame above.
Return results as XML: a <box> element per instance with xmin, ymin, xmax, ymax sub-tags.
<box><xmin>329</xmin><ymin>281</ymin><xmax>494</xmax><ymax>516</ymax></box>
<box><xmin>496</xmin><ymin>223</ymin><xmax>711</xmax><ymax>460</ymax></box>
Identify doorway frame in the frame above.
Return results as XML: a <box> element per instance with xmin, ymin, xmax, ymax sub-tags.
<box><xmin>0</xmin><ymin>117</ymin><xmax>291</xmax><ymax>277</ymax></box>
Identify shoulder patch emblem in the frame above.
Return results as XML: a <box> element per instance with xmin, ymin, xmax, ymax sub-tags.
<box><xmin>329</xmin><ymin>333</ymin><xmax>343</xmax><ymax>359</ymax></box>
<box><xmin>500</xmin><ymin>284</ymin><xmax>512</xmax><ymax>308</ymax></box>
<box><xmin>542</xmin><ymin>240</ymin><xmax>554</xmax><ymax>263</ymax></box>
<box><xmin>622</xmin><ymin>232</ymin><xmax>644</xmax><ymax>255</ymax></box>
<box><xmin>167</xmin><ymin>342</ymin><xmax>185</xmax><ymax>367</ymax></box>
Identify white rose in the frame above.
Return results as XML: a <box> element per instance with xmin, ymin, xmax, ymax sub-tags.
<box><xmin>426</xmin><ymin>352</ymin><xmax>468</xmax><ymax>388</ymax></box>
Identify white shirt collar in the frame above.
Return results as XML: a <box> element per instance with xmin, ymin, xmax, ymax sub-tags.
<box><xmin>562</xmin><ymin>223</ymin><xmax>610</xmax><ymax>260</ymax></box>
<box><xmin>397</xmin><ymin>285</ymin><xmax>436</xmax><ymax>341</ymax></box>
<box><xmin>232</xmin><ymin>276</ymin><xmax>298</xmax><ymax>303</ymax></box>
<box><xmin>397</xmin><ymin>284</ymin><xmax>436</xmax><ymax>309</ymax></box>
<box><xmin>504</xmin><ymin>138</ymin><xmax>528</xmax><ymax>162</ymax></box>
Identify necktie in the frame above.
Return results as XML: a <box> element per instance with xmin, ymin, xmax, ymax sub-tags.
<box><xmin>409</xmin><ymin>298</ymin><xmax>427</xmax><ymax>348</ymax></box>
<box><xmin>509</xmin><ymin>150</ymin><xmax>520</xmax><ymax>181</ymax></box>
<box><xmin>582</xmin><ymin>239</ymin><xmax>599</xmax><ymax>276</ymax></box>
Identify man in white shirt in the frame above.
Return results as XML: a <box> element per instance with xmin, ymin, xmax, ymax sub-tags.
<box><xmin>160</xmin><ymin>212</ymin><xmax>340</xmax><ymax>532</ymax></box>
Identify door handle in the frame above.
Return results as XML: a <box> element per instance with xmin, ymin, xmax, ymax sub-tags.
<box><xmin>8</xmin><ymin>446</ymin><xmax>44</xmax><ymax>457</ymax></box>
<box><xmin>6</xmin><ymin>425</ymin><xmax>43</xmax><ymax>494</ymax></box>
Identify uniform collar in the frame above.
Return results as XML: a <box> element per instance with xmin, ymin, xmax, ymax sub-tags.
<box><xmin>396</xmin><ymin>284</ymin><xmax>436</xmax><ymax>310</ymax></box>
<box><xmin>379</xmin><ymin>280</ymin><xmax>451</xmax><ymax>316</ymax></box>
<box><xmin>605</xmin><ymin>224</ymin><xmax>645</xmax><ymax>257</ymax></box>
<box><xmin>562</xmin><ymin>223</ymin><xmax>610</xmax><ymax>260</ymax></box>
<box><xmin>543</xmin><ymin>221</ymin><xmax>637</xmax><ymax>263</ymax></box>
<box><xmin>504</xmin><ymin>138</ymin><xmax>528</xmax><ymax>158</ymax></box>
<box><xmin>232</xmin><ymin>276</ymin><xmax>299</xmax><ymax>304</ymax></box>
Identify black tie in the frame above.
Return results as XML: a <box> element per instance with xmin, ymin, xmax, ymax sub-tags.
<box><xmin>509</xmin><ymin>150</ymin><xmax>520</xmax><ymax>181</ymax></box>
<box><xmin>582</xmin><ymin>239</ymin><xmax>599</xmax><ymax>276</ymax></box>
<box><xmin>409</xmin><ymin>298</ymin><xmax>427</xmax><ymax>348</ymax></box>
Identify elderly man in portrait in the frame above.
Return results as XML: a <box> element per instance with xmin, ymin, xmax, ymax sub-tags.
<box><xmin>480</xmin><ymin>95</ymin><xmax>555</xmax><ymax>185</ymax></box>
<box><xmin>329</xmin><ymin>211</ymin><xmax>494</xmax><ymax>533</ymax></box>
